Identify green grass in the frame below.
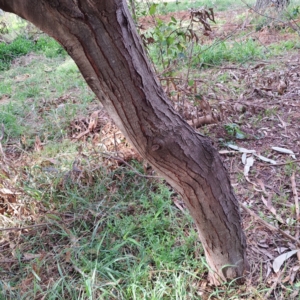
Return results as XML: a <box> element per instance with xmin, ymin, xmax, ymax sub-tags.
<box><xmin>193</xmin><ymin>39</ymin><xmax>266</xmax><ymax>66</ymax></box>
<box><xmin>0</xmin><ymin>35</ymin><xmax>67</xmax><ymax>70</ymax></box>
<box><xmin>134</xmin><ymin>0</ymin><xmax>256</xmax><ymax>16</ymax></box>
<box><xmin>0</xmin><ymin>53</ymin><xmax>95</xmax><ymax>145</ymax></box>
<box><xmin>1</xmin><ymin>146</ymin><xmax>205</xmax><ymax>299</ymax></box>
<box><xmin>0</xmin><ymin>102</ymin><xmax>25</xmax><ymax>140</ymax></box>
<box><xmin>0</xmin><ymin>36</ymin><xmax>35</xmax><ymax>70</ymax></box>
<box><xmin>268</xmin><ymin>39</ymin><xmax>300</xmax><ymax>54</ymax></box>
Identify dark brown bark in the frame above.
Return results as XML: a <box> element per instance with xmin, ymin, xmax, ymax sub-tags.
<box><xmin>0</xmin><ymin>0</ymin><xmax>248</xmax><ymax>284</ymax></box>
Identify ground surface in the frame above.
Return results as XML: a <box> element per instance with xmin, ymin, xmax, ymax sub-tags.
<box><xmin>1</xmin><ymin>3</ymin><xmax>300</xmax><ymax>300</ymax></box>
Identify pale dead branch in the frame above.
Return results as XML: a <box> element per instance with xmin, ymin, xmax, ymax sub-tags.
<box><xmin>291</xmin><ymin>172</ymin><xmax>299</xmax><ymax>239</ymax></box>
<box><xmin>240</xmin><ymin>202</ymin><xmax>300</xmax><ymax>248</ymax></box>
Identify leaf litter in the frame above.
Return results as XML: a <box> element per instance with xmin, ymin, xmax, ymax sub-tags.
<box><xmin>202</xmin><ymin>52</ymin><xmax>300</xmax><ymax>294</ymax></box>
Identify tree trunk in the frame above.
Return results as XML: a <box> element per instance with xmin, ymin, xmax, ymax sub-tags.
<box><xmin>0</xmin><ymin>0</ymin><xmax>248</xmax><ymax>284</ymax></box>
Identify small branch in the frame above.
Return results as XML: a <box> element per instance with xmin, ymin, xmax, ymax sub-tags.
<box><xmin>264</xmin><ymin>270</ymin><xmax>283</xmax><ymax>300</ymax></box>
<box><xmin>240</xmin><ymin>202</ymin><xmax>300</xmax><ymax>247</ymax></box>
<box><xmin>74</xmin><ymin>129</ymin><xmax>90</xmax><ymax>140</ymax></box>
<box><xmin>71</xmin><ymin>261</ymin><xmax>88</xmax><ymax>278</ymax></box>
<box><xmin>291</xmin><ymin>172</ymin><xmax>299</xmax><ymax>239</ymax></box>
<box><xmin>241</xmin><ymin>0</ymin><xmax>300</xmax><ymax>34</ymax></box>
<box><xmin>0</xmin><ymin>123</ymin><xmax>6</xmax><ymax>159</ymax></box>
<box><xmin>0</xmin><ymin>257</ymin><xmax>39</xmax><ymax>263</ymax></box>
<box><xmin>0</xmin><ymin>123</ymin><xmax>4</xmax><ymax>141</ymax></box>
<box><xmin>159</xmin><ymin>77</ymin><xmax>205</xmax><ymax>82</ymax></box>
<box><xmin>0</xmin><ymin>223</ymin><xmax>49</xmax><ymax>232</ymax></box>
<box><xmin>258</xmin><ymin>160</ymin><xmax>300</xmax><ymax>167</ymax></box>
<box><xmin>200</xmin><ymin>63</ymin><xmax>247</xmax><ymax>70</ymax></box>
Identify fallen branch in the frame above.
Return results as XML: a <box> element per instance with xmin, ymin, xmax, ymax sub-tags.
<box><xmin>0</xmin><ymin>257</ymin><xmax>40</xmax><ymax>263</ymax></box>
<box><xmin>291</xmin><ymin>172</ymin><xmax>299</xmax><ymax>239</ymax></box>
<box><xmin>0</xmin><ymin>223</ymin><xmax>48</xmax><ymax>232</ymax></box>
<box><xmin>258</xmin><ymin>160</ymin><xmax>300</xmax><ymax>167</ymax></box>
<box><xmin>0</xmin><ymin>123</ymin><xmax>6</xmax><ymax>159</ymax></box>
<box><xmin>264</xmin><ymin>270</ymin><xmax>283</xmax><ymax>300</ymax></box>
<box><xmin>240</xmin><ymin>202</ymin><xmax>300</xmax><ymax>247</ymax></box>
<box><xmin>74</xmin><ymin>128</ymin><xmax>90</xmax><ymax>140</ymax></box>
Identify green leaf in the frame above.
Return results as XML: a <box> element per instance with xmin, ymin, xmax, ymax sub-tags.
<box><xmin>155</xmin><ymin>19</ymin><xmax>163</xmax><ymax>28</ymax></box>
<box><xmin>176</xmin><ymin>43</ymin><xmax>182</xmax><ymax>51</ymax></box>
<box><xmin>171</xmin><ymin>16</ymin><xmax>177</xmax><ymax>24</ymax></box>
<box><xmin>188</xmin><ymin>80</ymin><xmax>194</xmax><ymax>87</ymax></box>
<box><xmin>166</xmin><ymin>36</ymin><xmax>174</xmax><ymax>46</ymax></box>
<box><xmin>176</xmin><ymin>42</ymin><xmax>186</xmax><ymax>51</ymax></box>
<box><xmin>235</xmin><ymin>131</ymin><xmax>246</xmax><ymax>139</ymax></box>
<box><xmin>273</xmin><ymin>250</ymin><xmax>299</xmax><ymax>273</ymax></box>
<box><xmin>149</xmin><ymin>4</ymin><xmax>157</xmax><ymax>16</ymax></box>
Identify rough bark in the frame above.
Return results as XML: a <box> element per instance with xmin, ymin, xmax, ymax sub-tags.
<box><xmin>0</xmin><ymin>0</ymin><xmax>248</xmax><ymax>284</ymax></box>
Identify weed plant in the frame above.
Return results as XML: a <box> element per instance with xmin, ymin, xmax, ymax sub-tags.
<box><xmin>148</xmin><ymin>36</ymin><xmax>266</xmax><ymax>70</ymax></box>
<box><xmin>0</xmin><ymin>36</ymin><xmax>34</xmax><ymax>70</ymax></box>
<box><xmin>0</xmin><ymin>35</ymin><xmax>66</xmax><ymax>70</ymax></box>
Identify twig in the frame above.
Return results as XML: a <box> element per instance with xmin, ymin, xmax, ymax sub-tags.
<box><xmin>71</xmin><ymin>262</ymin><xmax>88</xmax><ymax>278</ymax></box>
<box><xmin>200</xmin><ymin>63</ymin><xmax>247</xmax><ymax>70</ymax></box>
<box><xmin>0</xmin><ymin>223</ymin><xmax>49</xmax><ymax>232</ymax></box>
<box><xmin>241</xmin><ymin>0</ymin><xmax>300</xmax><ymax>31</ymax></box>
<box><xmin>0</xmin><ymin>257</ymin><xmax>40</xmax><ymax>263</ymax></box>
<box><xmin>291</xmin><ymin>172</ymin><xmax>299</xmax><ymax>239</ymax></box>
<box><xmin>258</xmin><ymin>160</ymin><xmax>300</xmax><ymax>167</ymax></box>
<box><xmin>185</xmin><ymin>22</ymin><xmax>194</xmax><ymax>84</ymax></box>
<box><xmin>0</xmin><ymin>123</ymin><xmax>4</xmax><ymax>141</ymax></box>
<box><xmin>113</xmin><ymin>132</ymin><xmax>118</xmax><ymax>153</ymax></box>
<box><xmin>264</xmin><ymin>270</ymin><xmax>283</xmax><ymax>299</ymax></box>
<box><xmin>74</xmin><ymin>129</ymin><xmax>90</xmax><ymax>140</ymax></box>
<box><xmin>159</xmin><ymin>77</ymin><xmax>205</xmax><ymax>82</ymax></box>
<box><xmin>0</xmin><ymin>123</ymin><xmax>6</xmax><ymax>159</ymax></box>
<box><xmin>240</xmin><ymin>202</ymin><xmax>300</xmax><ymax>247</ymax></box>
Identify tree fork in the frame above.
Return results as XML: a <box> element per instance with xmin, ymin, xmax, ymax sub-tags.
<box><xmin>0</xmin><ymin>0</ymin><xmax>248</xmax><ymax>284</ymax></box>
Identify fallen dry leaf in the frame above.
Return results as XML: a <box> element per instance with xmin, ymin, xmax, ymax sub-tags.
<box><xmin>14</xmin><ymin>74</ymin><xmax>30</xmax><ymax>82</ymax></box>
<box><xmin>23</xmin><ymin>253</ymin><xmax>42</xmax><ymax>260</ymax></box>
<box><xmin>88</xmin><ymin>110</ymin><xmax>100</xmax><ymax>131</ymax></box>
<box><xmin>277</xmin><ymin>80</ymin><xmax>287</xmax><ymax>95</ymax></box>
<box><xmin>34</xmin><ymin>136</ymin><xmax>43</xmax><ymax>152</ymax></box>
<box><xmin>273</xmin><ymin>250</ymin><xmax>299</xmax><ymax>273</ymax></box>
